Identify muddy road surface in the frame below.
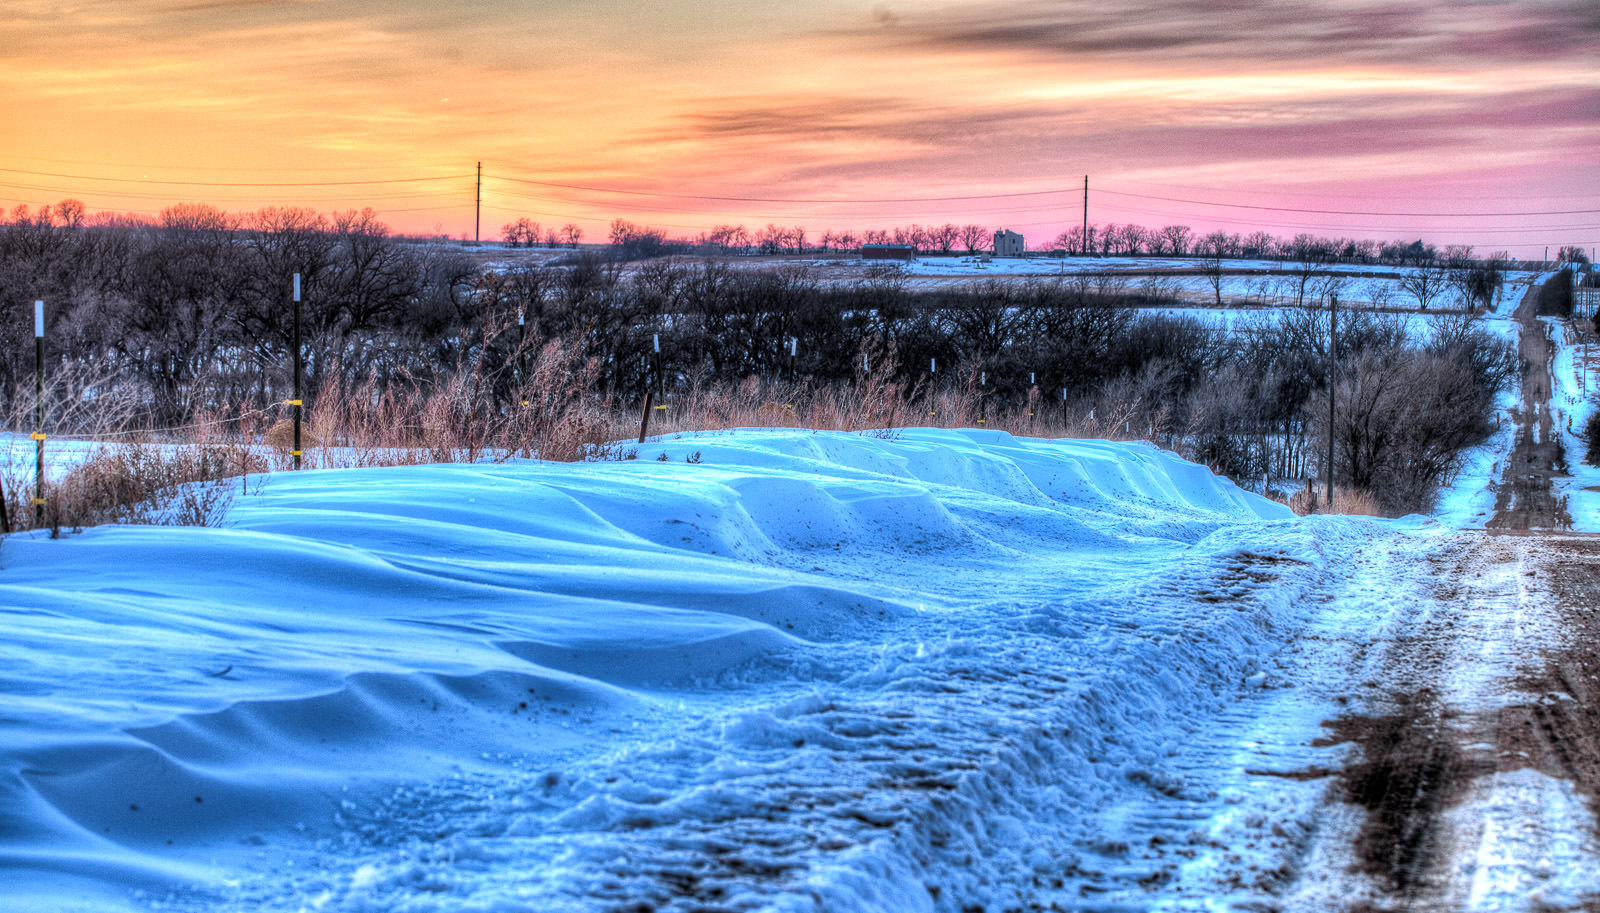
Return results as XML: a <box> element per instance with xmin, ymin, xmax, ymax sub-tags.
<box><xmin>1489</xmin><ymin>278</ymin><xmax>1571</xmax><ymax>530</ymax></box>
<box><xmin>1292</xmin><ymin>531</ymin><xmax>1600</xmax><ymax>912</ymax></box>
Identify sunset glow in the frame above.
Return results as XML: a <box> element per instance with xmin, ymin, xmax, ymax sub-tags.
<box><xmin>4</xmin><ymin>0</ymin><xmax>1597</xmax><ymax>255</ymax></box>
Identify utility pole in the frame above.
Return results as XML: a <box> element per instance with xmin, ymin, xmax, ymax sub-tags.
<box><xmin>475</xmin><ymin>161</ymin><xmax>482</xmax><ymax>245</ymax></box>
<box><xmin>1326</xmin><ymin>293</ymin><xmax>1337</xmax><ymax>508</ymax></box>
<box><xmin>1082</xmin><ymin>175</ymin><xmax>1089</xmax><ymax>257</ymax></box>
<box><xmin>292</xmin><ymin>274</ymin><xmax>303</xmax><ymax>471</ymax></box>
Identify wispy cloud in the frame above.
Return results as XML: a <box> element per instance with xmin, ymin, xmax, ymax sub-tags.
<box><xmin>3</xmin><ymin>0</ymin><xmax>1596</xmax><ymax>251</ymax></box>
<box><xmin>871</xmin><ymin>0</ymin><xmax>1600</xmax><ymax>66</ymax></box>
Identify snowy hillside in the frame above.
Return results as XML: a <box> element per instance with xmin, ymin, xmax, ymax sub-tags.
<box><xmin>2</xmin><ymin>428</ymin><xmax>1400</xmax><ymax>911</ymax></box>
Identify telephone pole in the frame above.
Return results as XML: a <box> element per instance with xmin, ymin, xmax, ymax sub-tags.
<box><xmin>475</xmin><ymin>161</ymin><xmax>482</xmax><ymax>245</ymax></box>
<box><xmin>1326</xmin><ymin>294</ymin><xmax>1337</xmax><ymax>508</ymax></box>
<box><xmin>1082</xmin><ymin>175</ymin><xmax>1089</xmax><ymax>257</ymax></box>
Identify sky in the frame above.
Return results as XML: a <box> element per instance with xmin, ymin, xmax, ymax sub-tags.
<box><xmin>2</xmin><ymin>0</ymin><xmax>1597</xmax><ymax>256</ymax></box>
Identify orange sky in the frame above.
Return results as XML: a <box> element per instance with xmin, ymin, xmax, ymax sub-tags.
<box><xmin>3</xmin><ymin>0</ymin><xmax>1597</xmax><ymax>256</ymax></box>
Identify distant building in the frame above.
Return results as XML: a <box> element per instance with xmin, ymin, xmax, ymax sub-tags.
<box><xmin>993</xmin><ymin>229</ymin><xmax>1024</xmax><ymax>257</ymax></box>
<box><xmin>862</xmin><ymin>243</ymin><xmax>916</xmax><ymax>262</ymax></box>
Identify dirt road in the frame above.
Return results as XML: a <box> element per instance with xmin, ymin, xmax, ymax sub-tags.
<box><xmin>1489</xmin><ymin>277</ymin><xmax>1571</xmax><ymax>529</ymax></box>
<box><xmin>1294</xmin><ymin>531</ymin><xmax>1600</xmax><ymax>912</ymax></box>
<box><xmin>1299</xmin><ymin>274</ymin><xmax>1600</xmax><ymax>911</ymax></box>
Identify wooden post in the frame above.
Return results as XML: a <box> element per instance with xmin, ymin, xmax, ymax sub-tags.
<box><xmin>653</xmin><ymin>333</ymin><xmax>663</xmax><ymax>402</ymax></box>
<box><xmin>517</xmin><ymin>308</ymin><xmax>527</xmax><ymax>400</ymax></box>
<box><xmin>979</xmin><ymin>370</ymin><xmax>986</xmax><ymax>424</ymax></box>
<box><xmin>638</xmin><ymin>389</ymin><xmax>654</xmax><ymax>443</ymax></box>
<box><xmin>292</xmin><ymin>274</ymin><xmax>303</xmax><ymax>470</ymax></box>
<box><xmin>32</xmin><ymin>300</ymin><xmax>44</xmax><ymax>527</ymax></box>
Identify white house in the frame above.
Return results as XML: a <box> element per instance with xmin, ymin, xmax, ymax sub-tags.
<box><xmin>993</xmin><ymin>229</ymin><xmax>1024</xmax><ymax>257</ymax></box>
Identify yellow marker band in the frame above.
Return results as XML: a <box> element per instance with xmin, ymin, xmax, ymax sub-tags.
<box><xmin>521</xmin><ymin>400</ymin><xmax>529</xmax><ymax>406</ymax></box>
<box><xmin>290</xmin><ymin>450</ymin><xmax>303</xmax><ymax>457</ymax></box>
<box><xmin>29</xmin><ymin>432</ymin><xmax>45</xmax><ymax>441</ymax></box>
<box><xmin>287</xmin><ymin>399</ymin><xmax>302</xmax><ymax>406</ymax></box>
<box><xmin>653</xmin><ymin>405</ymin><xmax>668</xmax><ymax>410</ymax></box>
<box><xmin>30</xmin><ymin>498</ymin><xmax>46</xmax><ymax>506</ymax></box>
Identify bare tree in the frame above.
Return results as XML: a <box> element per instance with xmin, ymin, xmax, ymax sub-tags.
<box><xmin>1282</xmin><ymin>260</ymin><xmax>1326</xmax><ymax>308</ymax></box>
<box><xmin>927</xmin><ymin>223</ymin><xmax>959</xmax><ymax>255</ymax></box>
<box><xmin>1235</xmin><ymin>231</ymin><xmax>1273</xmax><ymax>260</ymax></box>
<box><xmin>55</xmin><ymin>199</ymin><xmax>86</xmax><ymax>230</ymax></box>
<box><xmin>1449</xmin><ymin>256</ymin><xmax>1505</xmax><ymax>312</ymax></box>
<box><xmin>502</xmin><ymin>218</ymin><xmax>540</xmax><ymax>248</ymax></box>
<box><xmin>958</xmin><ymin>224</ymin><xmax>989</xmax><ymax>255</ymax></box>
<box><xmin>1198</xmin><ymin>230</ymin><xmax>1230</xmax><ymax>306</ymax></box>
<box><xmin>1398</xmin><ymin>265</ymin><xmax>1450</xmax><ymax>310</ymax></box>
<box><xmin>1159</xmin><ymin>224</ymin><xmax>1193</xmax><ymax>256</ymax></box>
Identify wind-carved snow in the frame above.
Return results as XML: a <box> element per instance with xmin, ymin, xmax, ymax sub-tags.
<box><xmin>1</xmin><ymin>428</ymin><xmax>1402</xmax><ymax>912</ymax></box>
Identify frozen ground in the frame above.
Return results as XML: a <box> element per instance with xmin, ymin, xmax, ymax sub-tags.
<box><xmin>4</xmin><ymin>425</ymin><xmax>1596</xmax><ymax>912</ymax></box>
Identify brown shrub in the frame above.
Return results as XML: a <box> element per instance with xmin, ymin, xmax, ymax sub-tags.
<box><xmin>263</xmin><ymin>420</ymin><xmax>322</xmax><ymax>454</ymax></box>
<box><xmin>44</xmin><ymin>434</ymin><xmax>265</xmax><ymax>532</ymax></box>
<box><xmin>1289</xmin><ymin>484</ymin><xmax>1386</xmax><ymax>517</ymax></box>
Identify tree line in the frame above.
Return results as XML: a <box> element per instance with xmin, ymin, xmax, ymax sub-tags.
<box><xmin>2</xmin><ymin>202</ymin><xmax>1517</xmax><ymax>513</ymax></box>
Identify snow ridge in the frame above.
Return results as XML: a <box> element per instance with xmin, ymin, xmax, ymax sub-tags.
<box><xmin>0</xmin><ymin>428</ymin><xmax>1342</xmax><ymax>912</ymax></box>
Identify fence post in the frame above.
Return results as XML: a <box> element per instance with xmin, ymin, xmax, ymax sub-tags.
<box><xmin>518</xmin><ymin>309</ymin><xmax>528</xmax><ymax>406</ymax></box>
<box><xmin>638</xmin><ymin>389</ymin><xmax>654</xmax><ymax>444</ymax></box>
<box><xmin>653</xmin><ymin>333</ymin><xmax>663</xmax><ymax>403</ymax></box>
<box><xmin>291</xmin><ymin>273</ymin><xmax>303</xmax><ymax>470</ymax></box>
<box><xmin>33</xmin><ymin>300</ymin><xmax>44</xmax><ymax>527</ymax></box>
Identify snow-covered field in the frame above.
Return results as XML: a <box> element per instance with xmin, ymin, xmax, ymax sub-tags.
<box><xmin>877</xmin><ymin>256</ymin><xmax>1539</xmax><ymax>311</ymax></box>
<box><xmin>3</xmin><ymin>427</ymin><xmax>1429</xmax><ymax>911</ymax></box>
<box><xmin>1550</xmin><ymin>319</ymin><xmax>1600</xmax><ymax>527</ymax></box>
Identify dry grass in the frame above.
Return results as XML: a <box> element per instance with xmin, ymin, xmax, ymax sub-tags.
<box><xmin>635</xmin><ymin>358</ymin><xmax>1154</xmax><ymax>445</ymax></box>
<box><xmin>4</xmin><ymin>421</ymin><xmax>267</xmax><ymax>536</ymax></box>
<box><xmin>1290</xmin><ymin>484</ymin><xmax>1387</xmax><ymax>517</ymax></box>
<box><xmin>0</xmin><ymin>332</ymin><xmax>1188</xmax><ymax>534</ymax></box>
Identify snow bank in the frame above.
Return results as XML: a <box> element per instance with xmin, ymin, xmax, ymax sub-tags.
<box><xmin>1549</xmin><ymin>319</ymin><xmax>1600</xmax><ymax>530</ymax></box>
<box><xmin>1</xmin><ymin>428</ymin><xmax>1342</xmax><ymax>912</ymax></box>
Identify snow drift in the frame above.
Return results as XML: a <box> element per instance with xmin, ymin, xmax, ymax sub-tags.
<box><xmin>0</xmin><ymin>428</ymin><xmax>1344</xmax><ymax>912</ymax></box>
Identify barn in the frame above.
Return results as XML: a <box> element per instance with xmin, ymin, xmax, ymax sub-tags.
<box><xmin>861</xmin><ymin>243</ymin><xmax>916</xmax><ymax>262</ymax></box>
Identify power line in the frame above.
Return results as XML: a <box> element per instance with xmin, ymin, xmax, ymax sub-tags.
<box><xmin>1095</xmin><ymin>187</ymin><xmax>1600</xmax><ymax>218</ymax></box>
<box><xmin>1100</xmin><ymin>176</ymin><xmax>1594</xmax><ymax>204</ymax></box>
<box><xmin>490</xmin><ymin>186</ymin><xmax>1056</xmax><ymax>221</ymax></box>
<box><xmin>0</xmin><ymin>167</ymin><xmax>467</xmax><ymax>188</ymax></box>
<box><xmin>488</xmin><ymin>169</ymin><xmax>1074</xmax><ymax>204</ymax></box>
<box><xmin>0</xmin><ymin>181</ymin><xmax>467</xmax><ymax>206</ymax></box>
<box><xmin>0</xmin><ymin>152</ymin><xmax>444</xmax><ymax>176</ymax></box>
<box><xmin>484</xmin><ymin>187</ymin><xmax>1598</xmax><ymax>238</ymax></box>
<box><xmin>1087</xmin><ymin>200</ymin><xmax>1598</xmax><ymax>235</ymax></box>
